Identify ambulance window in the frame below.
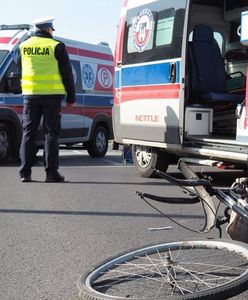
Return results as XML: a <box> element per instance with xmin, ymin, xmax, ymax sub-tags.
<box><xmin>123</xmin><ymin>0</ymin><xmax>186</xmax><ymax>65</ymax></box>
<box><xmin>0</xmin><ymin>50</ymin><xmax>8</xmax><ymax>65</ymax></box>
<box><xmin>127</xmin><ymin>16</ymin><xmax>155</xmax><ymax>53</ymax></box>
<box><xmin>4</xmin><ymin>61</ymin><xmax>21</xmax><ymax>94</ymax></box>
<box><xmin>156</xmin><ymin>9</ymin><xmax>175</xmax><ymax>47</ymax></box>
<box><xmin>6</xmin><ymin>61</ymin><xmax>20</xmax><ymax>75</ymax></box>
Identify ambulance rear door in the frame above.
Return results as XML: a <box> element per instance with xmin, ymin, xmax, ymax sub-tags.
<box><xmin>115</xmin><ymin>0</ymin><xmax>187</xmax><ymax>148</ymax></box>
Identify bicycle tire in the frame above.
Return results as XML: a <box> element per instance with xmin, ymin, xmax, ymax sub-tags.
<box><xmin>77</xmin><ymin>239</ymin><xmax>248</xmax><ymax>300</ymax></box>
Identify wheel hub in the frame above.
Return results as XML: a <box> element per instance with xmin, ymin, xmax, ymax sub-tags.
<box><xmin>136</xmin><ymin>148</ymin><xmax>152</xmax><ymax>168</ymax></box>
<box><xmin>96</xmin><ymin>132</ymin><xmax>106</xmax><ymax>152</ymax></box>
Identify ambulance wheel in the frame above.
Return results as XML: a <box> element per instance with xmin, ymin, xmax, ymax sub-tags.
<box><xmin>132</xmin><ymin>145</ymin><xmax>170</xmax><ymax>178</ymax></box>
<box><xmin>0</xmin><ymin>123</ymin><xmax>11</xmax><ymax>162</ymax></box>
<box><xmin>86</xmin><ymin>126</ymin><xmax>109</xmax><ymax>158</ymax></box>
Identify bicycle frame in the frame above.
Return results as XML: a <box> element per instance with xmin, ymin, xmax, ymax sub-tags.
<box><xmin>78</xmin><ymin>162</ymin><xmax>248</xmax><ymax>300</ymax></box>
<box><xmin>145</xmin><ymin>157</ymin><xmax>248</xmax><ymax>236</ymax></box>
<box><xmin>215</xmin><ymin>189</ymin><xmax>248</xmax><ymax>220</ymax></box>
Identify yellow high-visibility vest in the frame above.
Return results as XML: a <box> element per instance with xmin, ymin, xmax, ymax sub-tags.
<box><xmin>20</xmin><ymin>37</ymin><xmax>66</xmax><ymax>95</ymax></box>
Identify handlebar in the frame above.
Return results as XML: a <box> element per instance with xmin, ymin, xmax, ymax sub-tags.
<box><xmin>154</xmin><ymin>169</ymin><xmax>214</xmax><ymax>193</ymax></box>
<box><xmin>152</xmin><ymin>168</ymin><xmax>248</xmax><ymax>233</ymax></box>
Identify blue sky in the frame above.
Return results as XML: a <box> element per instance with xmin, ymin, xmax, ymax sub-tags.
<box><xmin>0</xmin><ymin>0</ymin><xmax>123</xmax><ymax>51</ymax></box>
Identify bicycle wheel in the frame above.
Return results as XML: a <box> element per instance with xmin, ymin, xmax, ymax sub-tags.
<box><xmin>77</xmin><ymin>239</ymin><xmax>248</xmax><ymax>300</ymax></box>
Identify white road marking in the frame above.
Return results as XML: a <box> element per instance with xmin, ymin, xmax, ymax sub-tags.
<box><xmin>36</xmin><ymin>149</ymin><xmax>132</xmax><ymax>167</ymax></box>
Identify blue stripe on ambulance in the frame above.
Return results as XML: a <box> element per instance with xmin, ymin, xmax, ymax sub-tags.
<box><xmin>115</xmin><ymin>61</ymin><xmax>180</xmax><ymax>88</ymax></box>
<box><xmin>2</xmin><ymin>96</ymin><xmax>23</xmax><ymax>105</ymax></box>
<box><xmin>3</xmin><ymin>94</ymin><xmax>113</xmax><ymax>107</ymax></box>
<box><xmin>83</xmin><ymin>95</ymin><xmax>113</xmax><ymax>107</ymax></box>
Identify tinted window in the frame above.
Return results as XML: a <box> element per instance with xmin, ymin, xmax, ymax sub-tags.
<box><xmin>156</xmin><ymin>9</ymin><xmax>175</xmax><ymax>46</ymax></box>
<box><xmin>0</xmin><ymin>50</ymin><xmax>8</xmax><ymax>65</ymax></box>
<box><xmin>226</xmin><ymin>0</ymin><xmax>248</xmax><ymax>11</ymax></box>
<box><xmin>126</xmin><ymin>8</ymin><xmax>155</xmax><ymax>54</ymax></box>
<box><xmin>123</xmin><ymin>0</ymin><xmax>186</xmax><ymax>65</ymax></box>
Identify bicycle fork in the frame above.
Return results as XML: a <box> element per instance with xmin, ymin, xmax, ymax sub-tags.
<box><xmin>178</xmin><ymin>160</ymin><xmax>217</xmax><ymax>232</ymax></box>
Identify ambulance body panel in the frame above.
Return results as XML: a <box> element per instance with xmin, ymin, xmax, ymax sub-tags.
<box><xmin>0</xmin><ymin>25</ymin><xmax>114</xmax><ymax>160</ymax></box>
<box><xmin>113</xmin><ymin>0</ymin><xmax>248</xmax><ymax>177</ymax></box>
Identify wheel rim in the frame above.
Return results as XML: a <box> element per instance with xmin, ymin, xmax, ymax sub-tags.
<box><xmin>80</xmin><ymin>240</ymin><xmax>248</xmax><ymax>299</ymax></box>
<box><xmin>135</xmin><ymin>146</ymin><xmax>152</xmax><ymax>168</ymax></box>
<box><xmin>95</xmin><ymin>131</ymin><xmax>107</xmax><ymax>153</ymax></box>
<box><xmin>0</xmin><ymin>128</ymin><xmax>9</xmax><ymax>158</ymax></box>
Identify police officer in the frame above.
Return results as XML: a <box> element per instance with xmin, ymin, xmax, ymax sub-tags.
<box><xmin>19</xmin><ymin>17</ymin><xmax>75</xmax><ymax>182</ymax></box>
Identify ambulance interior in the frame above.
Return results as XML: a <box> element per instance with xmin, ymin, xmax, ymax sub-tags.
<box><xmin>185</xmin><ymin>0</ymin><xmax>248</xmax><ymax>145</ymax></box>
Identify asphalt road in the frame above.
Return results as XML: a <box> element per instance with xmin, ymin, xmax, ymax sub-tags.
<box><xmin>0</xmin><ymin>148</ymin><xmax>248</xmax><ymax>300</ymax></box>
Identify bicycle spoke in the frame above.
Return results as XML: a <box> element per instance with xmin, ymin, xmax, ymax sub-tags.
<box><xmin>145</xmin><ymin>252</ymin><xmax>167</xmax><ymax>280</ymax></box>
<box><xmin>176</xmin><ymin>264</ymin><xmax>217</xmax><ymax>289</ymax></box>
<box><xmin>95</xmin><ymin>251</ymin><xmax>246</xmax><ymax>297</ymax></box>
<box><xmin>80</xmin><ymin>241</ymin><xmax>248</xmax><ymax>299</ymax></box>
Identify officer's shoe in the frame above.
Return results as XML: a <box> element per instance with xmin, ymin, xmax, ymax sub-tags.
<box><xmin>45</xmin><ymin>171</ymin><xmax>65</xmax><ymax>183</ymax></box>
<box><xmin>21</xmin><ymin>175</ymin><xmax>32</xmax><ymax>182</ymax></box>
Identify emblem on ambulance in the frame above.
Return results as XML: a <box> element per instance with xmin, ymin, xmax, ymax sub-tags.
<box><xmin>133</xmin><ymin>8</ymin><xmax>154</xmax><ymax>52</ymax></box>
<box><xmin>97</xmin><ymin>68</ymin><xmax>113</xmax><ymax>89</ymax></box>
<box><xmin>82</xmin><ymin>64</ymin><xmax>94</xmax><ymax>89</ymax></box>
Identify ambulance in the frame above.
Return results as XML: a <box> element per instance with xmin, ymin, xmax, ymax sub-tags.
<box><xmin>0</xmin><ymin>24</ymin><xmax>114</xmax><ymax>161</ymax></box>
<box><xmin>113</xmin><ymin>0</ymin><xmax>248</xmax><ymax>177</ymax></box>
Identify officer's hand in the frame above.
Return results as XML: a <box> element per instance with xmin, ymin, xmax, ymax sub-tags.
<box><xmin>66</xmin><ymin>102</ymin><xmax>75</xmax><ymax>107</ymax></box>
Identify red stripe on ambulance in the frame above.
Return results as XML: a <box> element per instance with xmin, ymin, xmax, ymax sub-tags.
<box><xmin>119</xmin><ymin>84</ymin><xmax>180</xmax><ymax>102</ymax></box>
<box><xmin>0</xmin><ymin>37</ymin><xmax>11</xmax><ymax>44</ymax></box>
<box><xmin>66</xmin><ymin>46</ymin><xmax>113</xmax><ymax>61</ymax></box>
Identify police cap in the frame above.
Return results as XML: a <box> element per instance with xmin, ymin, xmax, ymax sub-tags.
<box><xmin>32</xmin><ymin>17</ymin><xmax>55</xmax><ymax>31</ymax></box>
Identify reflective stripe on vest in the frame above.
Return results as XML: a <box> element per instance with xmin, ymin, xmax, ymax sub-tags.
<box><xmin>20</xmin><ymin>37</ymin><xmax>66</xmax><ymax>95</ymax></box>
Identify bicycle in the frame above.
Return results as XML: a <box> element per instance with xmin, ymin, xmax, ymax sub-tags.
<box><xmin>77</xmin><ymin>159</ymin><xmax>248</xmax><ymax>300</ymax></box>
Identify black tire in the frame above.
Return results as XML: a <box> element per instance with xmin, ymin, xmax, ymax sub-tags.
<box><xmin>132</xmin><ymin>145</ymin><xmax>170</xmax><ymax>178</ymax></box>
<box><xmin>0</xmin><ymin>123</ymin><xmax>11</xmax><ymax>162</ymax></box>
<box><xmin>86</xmin><ymin>126</ymin><xmax>108</xmax><ymax>158</ymax></box>
<box><xmin>77</xmin><ymin>239</ymin><xmax>248</xmax><ymax>300</ymax></box>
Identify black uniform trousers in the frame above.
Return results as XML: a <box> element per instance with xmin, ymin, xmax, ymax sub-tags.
<box><xmin>19</xmin><ymin>95</ymin><xmax>62</xmax><ymax>177</ymax></box>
